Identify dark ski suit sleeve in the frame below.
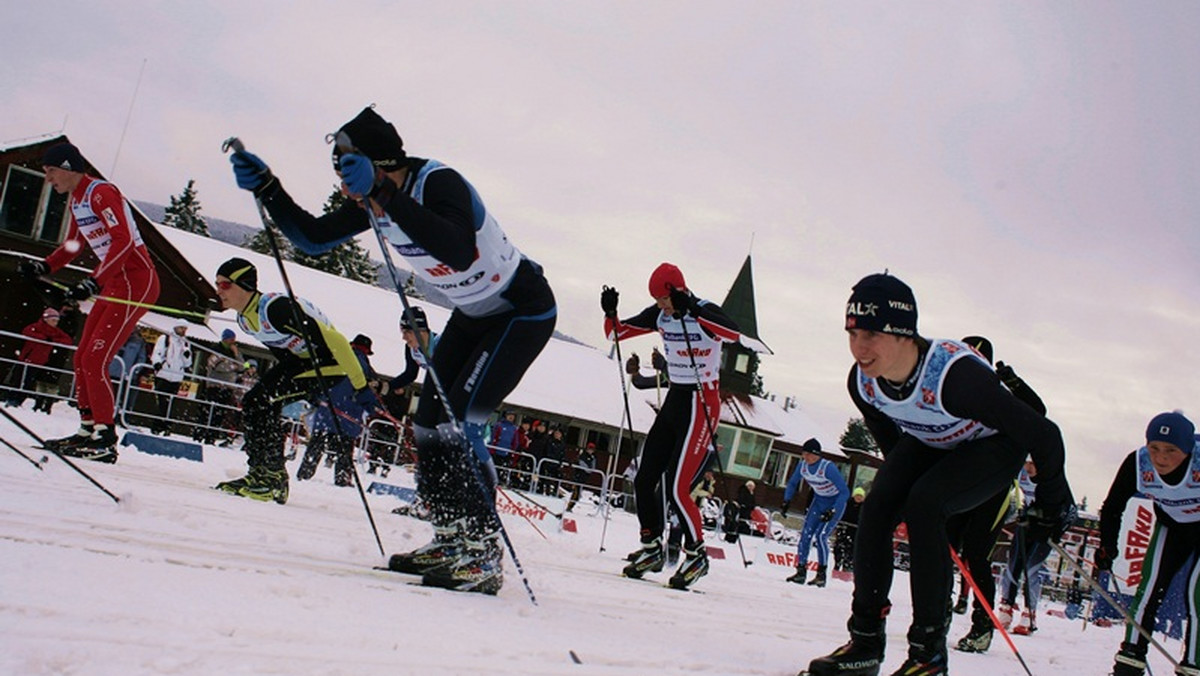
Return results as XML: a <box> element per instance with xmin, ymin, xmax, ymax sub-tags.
<box><xmin>940</xmin><ymin>357</ymin><xmax>1072</xmax><ymax>509</ymax></box>
<box><xmin>390</xmin><ymin>349</ymin><xmax>421</xmax><ymax>390</ymax></box>
<box><xmin>847</xmin><ymin>366</ymin><xmax>903</xmax><ymax>454</ymax></box>
<box><xmin>1005</xmin><ymin>372</ymin><xmax>1047</xmax><ymax>416</ymax></box>
<box><xmin>691</xmin><ymin>299</ymin><xmax>740</xmax><ymax>342</ymax></box>
<box><xmin>605</xmin><ymin>304</ymin><xmax>660</xmax><ymax>342</ymax></box>
<box><xmin>257</xmin><ymin>160</ymin><xmax>477</xmax><ymax>270</ymax></box>
<box><xmin>1097</xmin><ymin>451</ymin><xmax>1139</xmax><ymax>555</ymax></box>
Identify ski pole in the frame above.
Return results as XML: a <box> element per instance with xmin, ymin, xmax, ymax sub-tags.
<box><xmin>0</xmin><ymin>433</ymin><xmax>46</xmax><ymax>470</ymax></box>
<box><xmin>503</xmin><ymin>487</ymin><xmax>564</xmax><ymax>520</ymax></box>
<box><xmin>600</xmin><ymin>294</ymin><xmax>638</xmax><ymax>554</ymax></box>
<box><xmin>34</xmin><ymin>278</ymin><xmax>221</xmax><ymax>322</ymax></box>
<box><xmin>334</xmin><ymin>137</ymin><xmax>537</xmax><ymax>605</ymax></box>
<box><xmin>0</xmin><ymin>408</ymin><xmax>121</xmax><ymax>503</ymax></box>
<box><xmin>495</xmin><ymin>488</ymin><xmax>549</xmax><ymax>540</ymax></box>
<box><xmin>948</xmin><ymin>546</ymin><xmax>1034</xmax><ymax>676</ymax></box>
<box><xmin>677</xmin><ymin>305</ymin><xmax>751</xmax><ymax>568</ymax></box>
<box><xmin>223</xmin><ymin>137</ymin><xmax>385</xmax><ymax>559</ymax></box>
<box><xmin>1049</xmin><ymin>540</ymin><xmax>1180</xmax><ymax>670</ymax></box>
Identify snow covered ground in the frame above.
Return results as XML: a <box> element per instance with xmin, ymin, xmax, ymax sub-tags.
<box><xmin>0</xmin><ymin>405</ymin><xmax>1179</xmax><ymax>676</ymax></box>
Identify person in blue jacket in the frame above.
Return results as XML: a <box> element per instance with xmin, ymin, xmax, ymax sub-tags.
<box><xmin>781</xmin><ymin>438</ymin><xmax>849</xmax><ymax>587</ymax></box>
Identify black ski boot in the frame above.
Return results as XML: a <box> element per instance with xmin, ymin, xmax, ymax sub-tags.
<box><xmin>786</xmin><ymin>565</ymin><xmax>808</xmax><ymax>584</ymax></box>
<box><xmin>215</xmin><ymin>466</ymin><xmax>289</xmax><ymax>504</ymax></box>
<box><xmin>668</xmin><ymin>544</ymin><xmax>709</xmax><ymax>589</ymax></box>
<box><xmin>888</xmin><ymin>623</ymin><xmax>948</xmax><ymax>676</ymax></box>
<box><xmin>61</xmin><ymin>425</ymin><xmax>118</xmax><ymax>463</ymax></box>
<box><xmin>623</xmin><ymin>535</ymin><xmax>665</xmax><ymax>579</ymax></box>
<box><xmin>954</xmin><ymin>614</ymin><xmax>993</xmax><ymax>653</ymax></box>
<box><xmin>45</xmin><ymin>423</ymin><xmax>95</xmax><ymax>452</ymax></box>
<box><xmin>388</xmin><ymin>520</ymin><xmax>463</xmax><ymax>575</ymax></box>
<box><xmin>421</xmin><ymin>530</ymin><xmax>504</xmax><ymax>595</ymax></box>
<box><xmin>807</xmin><ymin>565</ymin><xmax>827</xmax><ymax>587</ymax></box>
<box><xmin>801</xmin><ymin>616</ymin><xmax>886</xmax><ymax>676</ymax></box>
<box><xmin>1110</xmin><ymin>642</ymin><xmax>1147</xmax><ymax>676</ymax></box>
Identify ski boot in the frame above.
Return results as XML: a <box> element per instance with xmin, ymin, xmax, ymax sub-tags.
<box><xmin>215</xmin><ymin>466</ymin><xmax>289</xmax><ymax>504</ymax></box>
<box><xmin>807</xmin><ymin>565</ymin><xmax>827</xmax><ymax>587</ymax></box>
<box><xmin>62</xmin><ymin>425</ymin><xmax>119</xmax><ymax>464</ymax></box>
<box><xmin>1110</xmin><ymin>642</ymin><xmax>1147</xmax><ymax>676</ymax></box>
<box><xmin>995</xmin><ymin>602</ymin><xmax>1015</xmax><ymax>630</ymax></box>
<box><xmin>388</xmin><ymin>521</ymin><xmax>463</xmax><ymax>574</ymax></box>
<box><xmin>623</xmin><ymin>536</ymin><xmax>665</xmax><ymax>579</ymax></box>
<box><xmin>887</xmin><ymin>623</ymin><xmax>948</xmax><ymax>676</ymax></box>
<box><xmin>954</xmin><ymin>622</ymin><xmax>993</xmax><ymax>653</ymax></box>
<box><xmin>786</xmin><ymin>565</ymin><xmax>808</xmax><ymax>584</ymax></box>
<box><xmin>44</xmin><ymin>422</ymin><xmax>95</xmax><ymax>452</ymax></box>
<box><xmin>421</xmin><ymin>531</ymin><xmax>504</xmax><ymax>595</ymax></box>
<box><xmin>801</xmin><ymin>616</ymin><xmax>886</xmax><ymax>676</ymax></box>
<box><xmin>296</xmin><ymin>447</ymin><xmax>321</xmax><ymax>480</ymax></box>
<box><xmin>668</xmin><ymin>545</ymin><xmax>709</xmax><ymax>590</ymax></box>
<box><xmin>1011</xmin><ymin>608</ymin><xmax>1037</xmax><ymax>635</ymax></box>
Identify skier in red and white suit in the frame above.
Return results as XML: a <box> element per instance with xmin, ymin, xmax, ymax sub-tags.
<box><xmin>18</xmin><ymin>143</ymin><xmax>161</xmax><ymax>461</ymax></box>
<box><xmin>601</xmin><ymin>263</ymin><xmax>740</xmax><ymax>590</ymax></box>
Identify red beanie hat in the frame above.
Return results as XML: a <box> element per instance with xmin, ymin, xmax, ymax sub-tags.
<box><xmin>648</xmin><ymin>263</ymin><xmax>686</xmax><ymax>298</ymax></box>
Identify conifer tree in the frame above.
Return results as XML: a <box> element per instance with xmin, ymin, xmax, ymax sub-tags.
<box><xmin>288</xmin><ymin>186</ymin><xmax>377</xmax><ymax>284</ymax></box>
<box><xmin>162</xmin><ymin>179</ymin><xmax>209</xmax><ymax>236</ymax></box>
<box><xmin>839</xmin><ymin>418</ymin><xmax>880</xmax><ymax>455</ymax></box>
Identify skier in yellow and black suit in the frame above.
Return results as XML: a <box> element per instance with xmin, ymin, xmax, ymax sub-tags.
<box><xmin>212</xmin><ymin>257</ymin><xmax>373</xmax><ymax>504</ymax></box>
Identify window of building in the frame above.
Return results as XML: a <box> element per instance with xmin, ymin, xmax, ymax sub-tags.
<box><xmin>0</xmin><ymin>165</ymin><xmax>68</xmax><ymax>243</ymax></box>
<box><xmin>728</xmin><ymin>427</ymin><xmax>773</xmax><ymax>476</ymax></box>
<box><xmin>734</xmin><ymin>352</ymin><xmax>750</xmax><ymax>373</ymax></box>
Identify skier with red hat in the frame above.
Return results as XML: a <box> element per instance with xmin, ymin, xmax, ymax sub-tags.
<box><xmin>600</xmin><ymin>262</ymin><xmax>740</xmax><ymax>589</ymax></box>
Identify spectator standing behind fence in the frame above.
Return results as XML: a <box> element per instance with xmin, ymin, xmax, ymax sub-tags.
<box><xmin>149</xmin><ymin>319</ymin><xmax>193</xmax><ymax>435</ymax></box>
<box><xmin>108</xmin><ymin>328</ymin><xmax>147</xmax><ymax>382</ymax></box>
<box><xmin>566</xmin><ymin>442</ymin><xmax>598</xmax><ymax>512</ymax></box>
<box><xmin>6</xmin><ymin>308</ymin><xmax>73</xmax><ymax>413</ymax></box>
<box><xmin>199</xmin><ymin>328</ymin><xmax>243</xmax><ymax>444</ymax></box>
<box><xmin>538</xmin><ymin>426</ymin><xmax>567</xmax><ymax>496</ymax></box>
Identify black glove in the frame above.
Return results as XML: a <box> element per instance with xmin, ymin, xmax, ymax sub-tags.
<box><xmin>820</xmin><ymin>509</ymin><xmax>835</xmax><ymax>522</ymax></box>
<box><xmin>669</xmin><ymin>287</ymin><xmax>692</xmax><ymax>318</ymax></box>
<box><xmin>1022</xmin><ymin>502</ymin><xmax>1077</xmax><ymax>545</ymax></box>
<box><xmin>780</xmin><ymin>501</ymin><xmax>790</xmax><ymax>518</ymax></box>
<box><xmin>600</xmin><ymin>286</ymin><xmax>619</xmax><ymax>318</ymax></box>
<box><xmin>18</xmin><ymin>260</ymin><xmax>49</xmax><ymax>280</ymax></box>
<box><xmin>153</xmin><ymin>362</ymin><xmax>163</xmax><ymax>372</ymax></box>
<box><xmin>69</xmin><ymin>277</ymin><xmax>100</xmax><ymax>301</ymax></box>
<box><xmin>651</xmin><ymin>349</ymin><xmax>667</xmax><ymax>372</ymax></box>
<box><xmin>995</xmin><ymin>361</ymin><xmax>1021</xmax><ymax>389</ymax></box>
<box><xmin>1094</xmin><ymin>545</ymin><xmax>1114</xmax><ymax>573</ymax></box>
<box><xmin>625</xmin><ymin>353</ymin><xmax>640</xmax><ymax>375</ymax></box>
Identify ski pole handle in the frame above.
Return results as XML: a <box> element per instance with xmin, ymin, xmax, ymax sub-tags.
<box><xmin>221</xmin><ymin>137</ymin><xmax>245</xmax><ymax>154</ymax></box>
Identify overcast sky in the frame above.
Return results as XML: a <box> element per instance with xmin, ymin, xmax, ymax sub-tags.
<box><xmin>4</xmin><ymin>1</ymin><xmax>1198</xmax><ymax>503</ymax></box>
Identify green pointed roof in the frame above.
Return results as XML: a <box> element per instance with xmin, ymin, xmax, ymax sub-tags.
<box><xmin>721</xmin><ymin>255</ymin><xmax>769</xmax><ymax>350</ymax></box>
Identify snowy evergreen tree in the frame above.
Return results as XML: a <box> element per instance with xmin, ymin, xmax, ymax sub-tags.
<box><xmin>839</xmin><ymin>417</ymin><xmax>880</xmax><ymax>455</ymax></box>
<box><xmin>241</xmin><ymin>227</ymin><xmax>293</xmax><ymax>259</ymax></box>
<box><xmin>402</xmin><ymin>271</ymin><xmax>425</xmax><ymax>300</ymax></box>
<box><xmin>288</xmin><ymin>187</ymin><xmax>377</xmax><ymax>284</ymax></box>
<box><xmin>162</xmin><ymin>179</ymin><xmax>209</xmax><ymax>236</ymax></box>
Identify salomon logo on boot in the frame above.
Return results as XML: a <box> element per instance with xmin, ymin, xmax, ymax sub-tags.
<box><xmin>421</xmin><ymin>532</ymin><xmax>504</xmax><ymax>595</ymax></box>
<box><xmin>802</xmin><ymin>618</ymin><xmax>885</xmax><ymax>676</ymax></box>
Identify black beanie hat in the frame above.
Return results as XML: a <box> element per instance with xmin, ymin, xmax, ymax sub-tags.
<box><xmin>216</xmin><ymin>257</ymin><xmax>258</xmax><ymax>291</ymax></box>
<box><xmin>399</xmin><ymin>306</ymin><xmax>428</xmax><ymax>331</ymax></box>
<box><xmin>332</xmin><ymin>106</ymin><xmax>406</xmax><ymax>172</ymax></box>
<box><xmin>802</xmin><ymin>438</ymin><xmax>822</xmax><ymax>454</ymax></box>
<box><xmin>961</xmin><ymin>336</ymin><xmax>994</xmax><ymax>365</ymax></box>
<box><xmin>41</xmin><ymin>143</ymin><xmax>87</xmax><ymax>173</ymax></box>
<box><xmin>845</xmin><ymin>273</ymin><xmax>918</xmax><ymax>337</ymax></box>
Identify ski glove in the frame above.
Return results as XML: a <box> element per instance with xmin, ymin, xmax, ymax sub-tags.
<box><xmin>1093</xmin><ymin>545</ymin><xmax>1114</xmax><ymax>573</ymax></box>
<box><xmin>69</xmin><ymin>277</ymin><xmax>100</xmax><ymax>301</ymax></box>
<box><xmin>230</xmin><ymin>151</ymin><xmax>274</xmax><ymax>194</ymax></box>
<box><xmin>625</xmin><ymin>353</ymin><xmax>640</xmax><ymax>375</ymax></box>
<box><xmin>336</xmin><ymin>153</ymin><xmax>379</xmax><ymax>197</ymax></box>
<box><xmin>995</xmin><ymin>361</ymin><xmax>1021</xmax><ymax>389</ymax></box>
<box><xmin>1022</xmin><ymin>501</ymin><xmax>1077</xmax><ymax>545</ymax></box>
<box><xmin>600</xmin><ymin>286</ymin><xmax>619</xmax><ymax>318</ymax></box>
<box><xmin>820</xmin><ymin>509</ymin><xmax>835</xmax><ymax>523</ymax></box>
<box><xmin>669</xmin><ymin>287</ymin><xmax>692</xmax><ymax>318</ymax></box>
<box><xmin>18</xmin><ymin>260</ymin><xmax>49</xmax><ymax>280</ymax></box>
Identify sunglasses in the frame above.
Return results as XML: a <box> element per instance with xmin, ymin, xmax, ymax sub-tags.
<box><xmin>214</xmin><ymin>280</ymin><xmax>234</xmax><ymax>291</ymax></box>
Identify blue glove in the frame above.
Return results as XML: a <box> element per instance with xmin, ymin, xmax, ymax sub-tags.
<box><xmin>69</xmin><ymin>277</ymin><xmax>100</xmax><ymax>301</ymax></box>
<box><xmin>338</xmin><ymin>153</ymin><xmax>377</xmax><ymax>196</ymax></box>
<box><xmin>230</xmin><ymin>151</ymin><xmax>272</xmax><ymax>192</ymax></box>
<box><xmin>353</xmin><ymin>386</ymin><xmax>378</xmax><ymax>412</ymax></box>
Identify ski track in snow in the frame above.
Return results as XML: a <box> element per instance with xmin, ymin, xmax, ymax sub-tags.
<box><xmin>0</xmin><ymin>405</ymin><xmax>1185</xmax><ymax>675</ymax></box>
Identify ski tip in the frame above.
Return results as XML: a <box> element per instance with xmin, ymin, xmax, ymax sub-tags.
<box><xmin>568</xmin><ymin>649</ymin><xmax>582</xmax><ymax>664</ymax></box>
